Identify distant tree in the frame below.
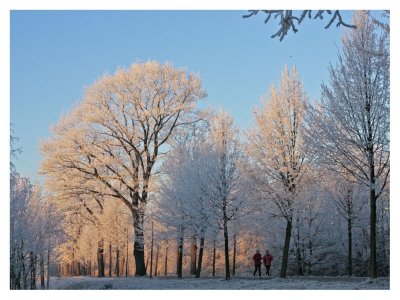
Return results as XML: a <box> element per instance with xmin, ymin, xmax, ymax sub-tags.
<box><xmin>331</xmin><ymin>173</ymin><xmax>366</xmax><ymax>276</ymax></box>
<box><xmin>10</xmin><ymin>175</ymin><xmax>57</xmax><ymax>289</ymax></box>
<box><xmin>292</xmin><ymin>181</ymin><xmax>337</xmax><ymax>276</ymax></box>
<box><xmin>206</xmin><ymin>111</ymin><xmax>244</xmax><ymax>280</ymax></box>
<box><xmin>305</xmin><ymin>12</ymin><xmax>389</xmax><ymax>278</ymax></box>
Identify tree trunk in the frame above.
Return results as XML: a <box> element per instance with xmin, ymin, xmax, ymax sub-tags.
<box><xmin>116</xmin><ymin>247</ymin><xmax>120</xmax><ymax>277</ymax></box>
<box><xmin>133</xmin><ymin>211</ymin><xmax>146</xmax><ymax>276</ymax></box>
<box><xmin>308</xmin><ymin>239</ymin><xmax>312</xmax><ymax>275</ymax></box>
<box><xmin>71</xmin><ymin>251</ymin><xmax>75</xmax><ymax>275</ymax></box>
<box><xmin>21</xmin><ymin>245</ymin><xmax>26</xmax><ymax>289</ymax></box>
<box><xmin>176</xmin><ymin>246</ymin><xmax>179</xmax><ymax>275</ymax></box>
<box><xmin>232</xmin><ymin>234</ymin><xmax>237</xmax><ymax>276</ymax></box>
<box><xmin>347</xmin><ymin>217</ymin><xmax>353</xmax><ymax>276</ymax></box>
<box><xmin>11</xmin><ymin>247</ymin><xmax>16</xmax><ymax>289</ymax></box>
<box><xmin>177</xmin><ymin>227</ymin><xmax>184</xmax><ymax>278</ymax></box>
<box><xmin>40</xmin><ymin>255</ymin><xmax>45</xmax><ymax>289</ymax></box>
<box><xmin>295</xmin><ymin>217</ymin><xmax>304</xmax><ymax>276</ymax></box>
<box><xmin>212</xmin><ymin>239</ymin><xmax>216</xmax><ymax>277</ymax></box>
<box><xmin>145</xmin><ymin>251</ymin><xmax>150</xmax><ymax>273</ymax></box>
<box><xmin>280</xmin><ymin>219</ymin><xmax>292</xmax><ymax>278</ymax></box>
<box><xmin>46</xmin><ymin>249</ymin><xmax>50</xmax><ymax>289</ymax></box>
<box><xmin>121</xmin><ymin>258</ymin><xmax>125</xmax><ymax>277</ymax></box>
<box><xmin>370</xmin><ymin>184</ymin><xmax>377</xmax><ymax>278</ymax></box>
<box><xmin>77</xmin><ymin>262</ymin><xmax>81</xmax><ymax>276</ymax></box>
<box><xmin>366</xmin><ymin>88</ymin><xmax>377</xmax><ymax>279</ymax></box>
<box><xmin>196</xmin><ymin>236</ymin><xmax>205</xmax><ymax>278</ymax></box>
<box><xmin>16</xmin><ymin>246</ymin><xmax>22</xmax><ymax>289</ymax></box>
<box><xmin>223</xmin><ymin>220</ymin><xmax>230</xmax><ymax>280</ymax></box>
<box><xmin>109</xmin><ymin>242</ymin><xmax>112</xmax><ymax>277</ymax></box>
<box><xmin>190</xmin><ymin>236</ymin><xmax>197</xmax><ymax>275</ymax></box>
<box><xmin>164</xmin><ymin>241</ymin><xmax>168</xmax><ymax>276</ymax></box>
<box><xmin>155</xmin><ymin>244</ymin><xmax>159</xmax><ymax>276</ymax></box>
<box><xmin>30</xmin><ymin>252</ymin><xmax>36</xmax><ymax>289</ymax></box>
<box><xmin>97</xmin><ymin>240</ymin><xmax>105</xmax><ymax>277</ymax></box>
<box><xmin>150</xmin><ymin>221</ymin><xmax>154</xmax><ymax>278</ymax></box>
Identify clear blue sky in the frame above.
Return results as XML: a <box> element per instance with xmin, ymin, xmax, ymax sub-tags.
<box><xmin>11</xmin><ymin>10</ymin><xmax>354</xmax><ymax>180</ymax></box>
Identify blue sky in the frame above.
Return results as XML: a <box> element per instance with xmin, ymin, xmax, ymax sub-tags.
<box><xmin>11</xmin><ymin>10</ymin><xmax>353</xmax><ymax>180</ymax></box>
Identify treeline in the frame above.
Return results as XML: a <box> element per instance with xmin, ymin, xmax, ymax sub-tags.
<box><xmin>10</xmin><ymin>162</ymin><xmax>60</xmax><ymax>289</ymax></box>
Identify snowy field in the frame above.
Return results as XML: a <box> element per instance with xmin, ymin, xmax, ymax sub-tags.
<box><xmin>48</xmin><ymin>275</ymin><xmax>389</xmax><ymax>290</ymax></box>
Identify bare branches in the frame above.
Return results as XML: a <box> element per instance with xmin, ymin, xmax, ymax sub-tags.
<box><xmin>243</xmin><ymin>10</ymin><xmax>356</xmax><ymax>41</ymax></box>
<box><xmin>368</xmin><ymin>10</ymin><xmax>390</xmax><ymax>33</ymax></box>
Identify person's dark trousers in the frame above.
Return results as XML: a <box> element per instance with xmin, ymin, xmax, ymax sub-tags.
<box><xmin>253</xmin><ymin>265</ymin><xmax>261</xmax><ymax>277</ymax></box>
<box><xmin>265</xmin><ymin>265</ymin><xmax>271</xmax><ymax>276</ymax></box>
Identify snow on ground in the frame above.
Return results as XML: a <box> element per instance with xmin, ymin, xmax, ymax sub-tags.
<box><xmin>49</xmin><ymin>275</ymin><xmax>389</xmax><ymax>290</ymax></box>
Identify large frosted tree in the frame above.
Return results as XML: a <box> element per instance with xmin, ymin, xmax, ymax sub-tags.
<box><xmin>246</xmin><ymin>65</ymin><xmax>309</xmax><ymax>278</ymax></box>
<box><xmin>306</xmin><ymin>12</ymin><xmax>389</xmax><ymax>278</ymax></box>
<box><xmin>40</xmin><ymin>61</ymin><xmax>205</xmax><ymax>276</ymax></box>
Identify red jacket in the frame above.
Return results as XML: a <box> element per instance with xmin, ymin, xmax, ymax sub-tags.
<box><xmin>263</xmin><ymin>254</ymin><xmax>273</xmax><ymax>266</ymax></box>
<box><xmin>253</xmin><ymin>253</ymin><xmax>262</xmax><ymax>266</ymax></box>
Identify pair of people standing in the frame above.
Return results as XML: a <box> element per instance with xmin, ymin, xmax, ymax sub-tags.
<box><xmin>253</xmin><ymin>250</ymin><xmax>273</xmax><ymax>277</ymax></box>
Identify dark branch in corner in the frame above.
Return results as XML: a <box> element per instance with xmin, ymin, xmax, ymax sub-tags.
<box><xmin>243</xmin><ymin>10</ymin><xmax>356</xmax><ymax>41</ymax></box>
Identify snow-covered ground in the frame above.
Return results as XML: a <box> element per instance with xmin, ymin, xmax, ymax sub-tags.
<box><xmin>48</xmin><ymin>275</ymin><xmax>389</xmax><ymax>290</ymax></box>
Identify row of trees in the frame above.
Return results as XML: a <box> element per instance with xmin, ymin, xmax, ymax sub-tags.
<box><xmin>10</xmin><ymin>135</ymin><xmax>61</xmax><ymax>289</ymax></box>
<box><xmin>10</xmin><ymin>11</ymin><xmax>389</xmax><ymax>288</ymax></box>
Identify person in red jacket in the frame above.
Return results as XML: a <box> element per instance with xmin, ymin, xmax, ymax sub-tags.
<box><xmin>253</xmin><ymin>249</ymin><xmax>262</xmax><ymax>277</ymax></box>
<box><xmin>263</xmin><ymin>250</ymin><xmax>273</xmax><ymax>276</ymax></box>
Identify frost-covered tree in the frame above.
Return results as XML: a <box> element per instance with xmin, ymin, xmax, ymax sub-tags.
<box><xmin>99</xmin><ymin>200</ymin><xmax>132</xmax><ymax>277</ymax></box>
<box><xmin>54</xmin><ymin>193</ymin><xmax>132</xmax><ymax>278</ymax></box>
<box><xmin>10</xmin><ymin>133</ymin><xmax>60</xmax><ymax>289</ymax></box>
<box><xmin>10</xmin><ymin>175</ymin><xmax>58</xmax><ymax>289</ymax></box>
<box><xmin>206</xmin><ymin>111</ymin><xmax>244</xmax><ymax>280</ymax></box>
<box><xmin>10</xmin><ymin>174</ymin><xmax>33</xmax><ymax>289</ymax></box>
<box><xmin>40</xmin><ymin>61</ymin><xmax>206</xmax><ymax>276</ymax></box>
<box><xmin>46</xmin><ymin>170</ymin><xmax>108</xmax><ymax>277</ymax></box>
<box><xmin>156</xmin><ymin>119</ymin><xmax>217</xmax><ymax>278</ymax></box>
<box><xmin>246</xmin><ymin>65</ymin><xmax>309</xmax><ymax>278</ymax></box>
<box><xmin>329</xmin><ymin>172</ymin><xmax>366</xmax><ymax>276</ymax></box>
<box><xmin>306</xmin><ymin>12</ymin><xmax>389</xmax><ymax>278</ymax></box>
<box><xmin>156</xmin><ymin>111</ymin><xmax>244</xmax><ymax>280</ymax></box>
<box><xmin>291</xmin><ymin>177</ymin><xmax>338</xmax><ymax>276</ymax></box>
